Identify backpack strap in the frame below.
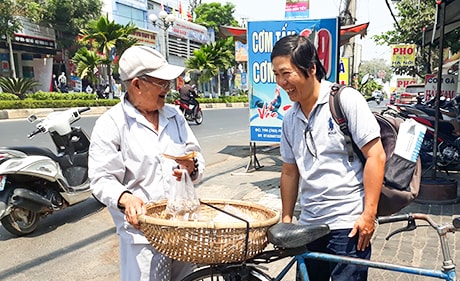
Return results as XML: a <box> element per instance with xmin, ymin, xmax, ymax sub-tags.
<box><xmin>329</xmin><ymin>83</ymin><xmax>366</xmax><ymax>163</ymax></box>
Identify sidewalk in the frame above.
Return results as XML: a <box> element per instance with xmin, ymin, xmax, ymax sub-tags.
<box><xmin>196</xmin><ymin>144</ymin><xmax>460</xmax><ymax>280</ymax></box>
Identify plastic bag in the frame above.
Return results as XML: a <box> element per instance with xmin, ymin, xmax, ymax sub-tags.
<box><xmin>166</xmin><ymin>170</ymin><xmax>200</xmax><ymax>221</ymax></box>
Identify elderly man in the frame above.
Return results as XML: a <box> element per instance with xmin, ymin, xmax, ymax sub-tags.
<box><xmin>89</xmin><ymin>45</ymin><xmax>205</xmax><ymax>281</ymax></box>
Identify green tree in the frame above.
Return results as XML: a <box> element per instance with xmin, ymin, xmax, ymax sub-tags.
<box><xmin>38</xmin><ymin>0</ymin><xmax>103</xmax><ymax>51</ymax></box>
<box><xmin>79</xmin><ymin>14</ymin><xmax>137</xmax><ymax>95</ymax></box>
<box><xmin>186</xmin><ymin>37</ymin><xmax>234</xmax><ymax>95</ymax></box>
<box><xmin>359</xmin><ymin>59</ymin><xmax>392</xmax><ymax>83</ymax></box>
<box><xmin>192</xmin><ymin>2</ymin><xmax>240</xmax><ymax>95</ymax></box>
<box><xmin>194</xmin><ymin>2</ymin><xmax>239</xmax><ymax>36</ymax></box>
<box><xmin>374</xmin><ymin>0</ymin><xmax>460</xmax><ymax>78</ymax></box>
<box><xmin>72</xmin><ymin>48</ymin><xmax>106</xmax><ymax>88</ymax></box>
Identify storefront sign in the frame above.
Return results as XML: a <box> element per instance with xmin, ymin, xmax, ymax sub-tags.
<box><xmin>131</xmin><ymin>28</ymin><xmax>157</xmax><ymax>47</ymax></box>
<box><xmin>425</xmin><ymin>74</ymin><xmax>458</xmax><ymax>100</ymax></box>
<box><xmin>339</xmin><ymin>58</ymin><xmax>349</xmax><ymax>85</ymax></box>
<box><xmin>170</xmin><ymin>18</ymin><xmax>208</xmax><ymax>43</ymax></box>
<box><xmin>391</xmin><ymin>44</ymin><xmax>416</xmax><ymax>67</ymax></box>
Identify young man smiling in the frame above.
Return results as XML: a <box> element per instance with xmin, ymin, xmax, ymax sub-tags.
<box><xmin>271</xmin><ymin>35</ymin><xmax>386</xmax><ymax>281</ymax></box>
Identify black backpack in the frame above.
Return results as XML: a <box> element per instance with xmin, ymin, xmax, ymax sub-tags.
<box><xmin>329</xmin><ymin>84</ymin><xmax>422</xmax><ymax>216</ymax></box>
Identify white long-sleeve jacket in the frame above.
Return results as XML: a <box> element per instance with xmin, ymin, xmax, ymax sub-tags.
<box><xmin>89</xmin><ymin>94</ymin><xmax>205</xmax><ymax>244</ymax></box>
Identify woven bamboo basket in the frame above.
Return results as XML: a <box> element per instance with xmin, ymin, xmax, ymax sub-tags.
<box><xmin>138</xmin><ymin>199</ymin><xmax>280</xmax><ymax>264</ymax></box>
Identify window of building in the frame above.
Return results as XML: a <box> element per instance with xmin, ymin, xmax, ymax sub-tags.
<box><xmin>114</xmin><ymin>3</ymin><xmax>146</xmax><ymax>28</ymax></box>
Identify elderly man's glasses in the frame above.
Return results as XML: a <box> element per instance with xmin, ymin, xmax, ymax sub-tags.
<box><xmin>139</xmin><ymin>76</ymin><xmax>171</xmax><ymax>91</ymax></box>
<box><xmin>304</xmin><ymin>125</ymin><xmax>317</xmax><ymax>158</ymax></box>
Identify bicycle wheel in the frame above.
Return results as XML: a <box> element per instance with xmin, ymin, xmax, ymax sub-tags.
<box><xmin>182</xmin><ymin>265</ymin><xmax>272</xmax><ymax>281</ymax></box>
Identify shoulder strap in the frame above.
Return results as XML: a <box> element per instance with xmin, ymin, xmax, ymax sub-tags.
<box><xmin>329</xmin><ymin>83</ymin><xmax>366</xmax><ymax>163</ymax></box>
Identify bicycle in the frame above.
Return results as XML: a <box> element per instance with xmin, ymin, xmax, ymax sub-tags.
<box><xmin>181</xmin><ymin>213</ymin><xmax>460</xmax><ymax>281</ymax></box>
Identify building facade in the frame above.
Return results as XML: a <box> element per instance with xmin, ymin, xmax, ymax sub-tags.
<box><xmin>104</xmin><ymin>0</ymin><xmax>210</xmax><ymax>68</ymax></box>
<box><xmin>0</xmin><ymin>17</ymin><xmax>57</xmax><ymax>91</ymax></box>
<box><xmin>0</xmin><ymin>0</ymin><xmax>211</xmax><ymax>93</ymax></box>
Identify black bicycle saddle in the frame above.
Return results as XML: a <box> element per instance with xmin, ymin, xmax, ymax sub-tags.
<box><xmin>267</xmin><ymin>223</ymin><xmax>330</xmax><ymax>249</ymax></box>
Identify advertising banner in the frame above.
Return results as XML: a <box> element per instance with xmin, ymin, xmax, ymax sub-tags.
<box><xmin>339</xmin><ymin>57</ymin><xmax>349</xmax><ymax>85</ymax></box>
<box><xmin>424</xmin><ymin>74</ymin><xmax>458</xmax><ymax>100</ymax></box>
<box><xmin>32</xmin><ymin>58</ymin><xmax>53</xmax><ymax>92</ymax></box>
<box><xmin>248</xmin><ymin>18</ymin><xmax>339</xmax><ymax>143</ymax></box>
<box><xmin>235</xmin><ymin>41</ymin><xmax>248</xmax><ymax>62</ymax></box>
<box><xmin>285</xmin><ymin>0</ymin><xmax>310</xmax><ymax>19</ymax></box>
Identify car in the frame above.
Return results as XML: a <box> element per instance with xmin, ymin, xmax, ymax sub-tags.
<box><xmin>399</xmin><ymin>84</ymin><xmax>425</xmax><ymax>104</ymax></box>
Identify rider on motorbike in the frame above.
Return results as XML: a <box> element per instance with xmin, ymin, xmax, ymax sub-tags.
<box><xmin>179</xmin><ymin>77</ymin><xmax>199</xmax><ymax>116</ymax></box>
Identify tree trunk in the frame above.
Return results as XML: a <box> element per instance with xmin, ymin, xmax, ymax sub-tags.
<box><xmin>7</xmin><ymin>34</ymin><xmax>16</xmax><ymax>78</ymax></box>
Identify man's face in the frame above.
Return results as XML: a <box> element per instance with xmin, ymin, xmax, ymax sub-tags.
<box><xmin>129</xmin><ymin>76</ymin><xmax>171</xmax><ymax>112</ymax></box>
<box><xmin>272</xmin><ymin>55</ymin><xmax>315</xmax><ymax>103</ymax></box>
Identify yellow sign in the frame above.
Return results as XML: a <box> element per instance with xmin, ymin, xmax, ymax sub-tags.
<box><xmin>339</xmin><ymin>58</ymin><xmax>349</xmax><ymax>85</ymax></box>
<box><xmin>391</xmin><ymin>44</ymin><xmax>416</xmax><ymax>67</ymax></box>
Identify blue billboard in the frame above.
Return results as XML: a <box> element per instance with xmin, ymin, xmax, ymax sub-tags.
<box><xmin>248</xmin><ymin>18</ymin><xmax>339</xmax><ymax>143</ymax></box>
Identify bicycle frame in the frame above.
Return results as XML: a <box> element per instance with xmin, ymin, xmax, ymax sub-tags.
<box><xmin>269</xmin><ymin>213</ymin><xmax>458</xmax><ymax>281</ymax></box>
<box><xmin>269</xmin><ymin>251</ymin><xmax>456</xmax><ymax>281</ymax></box>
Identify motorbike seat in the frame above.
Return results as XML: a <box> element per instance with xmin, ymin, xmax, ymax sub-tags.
<box><xmin>6</xmin><ymin>146</ymin><xmax>59</xmax><ymax>162</ymax></box>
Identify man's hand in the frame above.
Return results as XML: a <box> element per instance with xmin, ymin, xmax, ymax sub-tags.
<box><xmin>348</xmin><ymin>213</ymin><xmax>376</xmax><ymax>251</ymax></box>
<box><xmin>118</xmin><ymin>193</ymin><xmax>146</xmax><ymax>229</ymax></box>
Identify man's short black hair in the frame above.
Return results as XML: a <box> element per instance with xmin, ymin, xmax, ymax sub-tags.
<box><xmin>270</xmin><ymin>35</ymin><xmax>327</xmax><ymax>82</ymax></box>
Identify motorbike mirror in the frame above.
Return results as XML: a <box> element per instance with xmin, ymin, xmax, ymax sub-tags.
<box><xmin>27</xmin><ymin>114</ymin><xmax>38</xmax><ymax>123</ymax></box>
<box><xmin>361</xmin><ymin>74</ymin><xmax>370</xmax><ymax>85</ymax></box>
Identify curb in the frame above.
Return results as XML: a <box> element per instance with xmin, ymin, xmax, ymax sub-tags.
<box><xmin>0</xmin><ymin>102</ymin><xmax>250</xmax><ymax>120</ymax></box>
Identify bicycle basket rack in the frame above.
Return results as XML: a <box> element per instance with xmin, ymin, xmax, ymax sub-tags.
<box><xmin>138</xmin><ymin>199</ymin><xmax>280</xmax><ymax>264</ymax></box>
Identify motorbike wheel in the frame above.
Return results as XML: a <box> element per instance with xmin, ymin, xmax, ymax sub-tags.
<box><xmin>1</xmin><ymin>207</ymin><xmax>40</xmax><ymax>236</ymax></box>
<box><xmin>194</xmin><ymin>110</ymin><xmax>203</xmax><ymax>125</ymax></box>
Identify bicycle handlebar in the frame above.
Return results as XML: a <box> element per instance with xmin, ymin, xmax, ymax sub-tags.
<box><xmin>378</xmin><ymin>213</ymin><xmax>460</xmax><ymax>233</ymax></box>
<box><xmin>377</xmin><ymin>214</ymin><xmax>411</xmax><ymax>224</ymax></box>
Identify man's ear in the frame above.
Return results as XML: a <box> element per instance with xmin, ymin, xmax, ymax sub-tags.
<box><xmin>310</xmin><ymin>64</ymin><xmax>317</xmax><ymax>76</ymax></box>
<box><xmin>131</xmin><ymin>77</ymin><xmax>140</xmax><ymax>89</ymax></box>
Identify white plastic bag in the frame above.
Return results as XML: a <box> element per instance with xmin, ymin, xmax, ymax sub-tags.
<box><xmin>394</xmin><ymin>118</ymin><xmax>427</xmax><ymax>162</ymax></box>
<box><xmin>166</xmin><ymin>170</ymin><xmax>200</xmax><ymax>221</ymax></box>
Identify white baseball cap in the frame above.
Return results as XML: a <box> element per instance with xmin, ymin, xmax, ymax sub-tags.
<box><xmin>119</xmin><ymin>45</ymin><xmax>184</xmax><ymax>81</ymax></box>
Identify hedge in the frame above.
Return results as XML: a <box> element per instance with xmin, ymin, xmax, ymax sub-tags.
<box><xmin>0</xmin><ymin>91</ymin><xmax>249</xmax><ymax>109</ymax></box>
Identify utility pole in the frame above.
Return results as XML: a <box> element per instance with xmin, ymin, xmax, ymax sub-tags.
<box><xmin>340</xmin><ymin>0</ymin><xmax>357</xmax><ymax>86</ymax></box>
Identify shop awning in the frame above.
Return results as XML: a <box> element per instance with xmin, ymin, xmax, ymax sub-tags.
<box><xmin>423</xmin><ymin>0</ymin><xmax>460</xmax><ymax>43</ymax></box>
<box><xmin>218</xmin><ymin>22</ymin><xmax>369</xmax><ymax>46</ymax></box>
<box><xmin>218</xmin><ymin>26</ymin><xmax>247</xmax><ymax>44</ymax></box>
<box><xmin>340</xmin><ymin>22</ymin><xmax>369</xmax><ymax>46</ymax></box>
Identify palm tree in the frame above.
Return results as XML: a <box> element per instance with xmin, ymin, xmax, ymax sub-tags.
<box><xmin>72</xmin><ymin>47</ymin><xmax>107</xmax><ymax>89</ymax></box>
<box><xmin>0</xmin><ymin>77</ymin><xmax>41</xmax><ymax>99</ymax></box>
<box><xmin>186</xmin><ymin>38</ymin><xmax>234</xmax><ymax>96</ymax></box>
<box><xmin>79</xmin><ymin>14</ymin><xmax>137</xmax><ymax>97</ymax></box>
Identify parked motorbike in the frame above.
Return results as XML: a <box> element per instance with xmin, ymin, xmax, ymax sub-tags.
<box><xmin>174</xmin><ymin>99</ymin><xmax>203</xmax><ymax>125</ymax></box>
<box><xmin>412</xmin><ymin>115</ymin><xmax>460</xmax><ymax>172</ymax></box>
<box><xmin>0</xmin><ymin>107</ymin><xmax>94</xmax><ymax>236</ymax></box>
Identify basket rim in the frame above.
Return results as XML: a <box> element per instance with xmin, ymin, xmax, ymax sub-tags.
<box><xmin>138</xmin><ymin>199</ymin><xmax>280</xmax><ymax>228</ymax></box>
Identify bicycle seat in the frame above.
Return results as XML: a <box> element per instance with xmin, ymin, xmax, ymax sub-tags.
<box><xmin>267</xmin><ymin>223</ymin><xmax>330</xmax><ymax>249</ymax></box>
